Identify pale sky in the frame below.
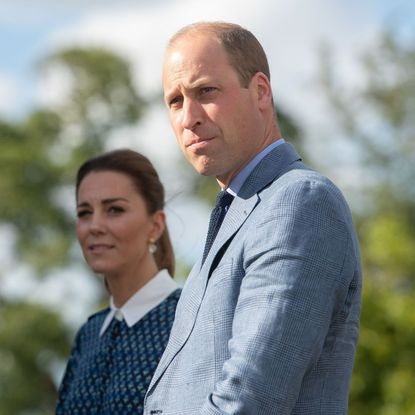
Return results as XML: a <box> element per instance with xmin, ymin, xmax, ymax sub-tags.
<box><xmin>2</xmin><ymin>0</ymin><xmax>407</xmax><ymax>118</ymax></box>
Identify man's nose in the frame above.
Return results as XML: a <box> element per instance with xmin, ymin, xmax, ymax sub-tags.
<box><xmin>181</xmin><ymin>98</ymin><xmax>204</xmax><ymax>130</ymax></box>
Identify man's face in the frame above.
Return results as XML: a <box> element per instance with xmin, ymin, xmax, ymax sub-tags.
<box><xmin>163</xmin><ymin>34</ymin><xmax>265</xmax><ymax>187</ymax></box>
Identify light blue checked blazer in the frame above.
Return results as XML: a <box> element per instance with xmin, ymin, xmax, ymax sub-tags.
<box><xmin>144</xmin><ymin>142</ymin><xmax>362</xmax><ymax>415</ymax></box>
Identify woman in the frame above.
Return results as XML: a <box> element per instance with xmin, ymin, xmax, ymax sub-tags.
<box><xmin>56</xmin><ymin>149</ymin><xmax>181</xmax><ymax>414</ymax></box>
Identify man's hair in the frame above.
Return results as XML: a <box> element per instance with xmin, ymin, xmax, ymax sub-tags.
<box><xmin>168</xmin><ymin>21</ymin><xmax>271</xmax><ymax>88</ymax></box>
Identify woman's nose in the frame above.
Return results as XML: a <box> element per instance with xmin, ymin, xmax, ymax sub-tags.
<box><xmin>89</xmin><ymin>213</ymin><xmax>106</xmax><ymax>234</ymax></box>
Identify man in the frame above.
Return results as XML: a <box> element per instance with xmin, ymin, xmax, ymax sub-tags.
<box><xmin>144</xmin><ymin>21</ymin><xmax>362</xmax><ymax>414</ymax></box>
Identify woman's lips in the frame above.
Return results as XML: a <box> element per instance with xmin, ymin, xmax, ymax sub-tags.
<box><xmin>89</xmin><ymin>244</ymin><xmax>114</xmax><ymax>253</ymax></box>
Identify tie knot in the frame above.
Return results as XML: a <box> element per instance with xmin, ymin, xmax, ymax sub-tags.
<box><xmin>215</xmin><ymin>190</ymin><xmax>234</xmax><ymax>208</ymax></box>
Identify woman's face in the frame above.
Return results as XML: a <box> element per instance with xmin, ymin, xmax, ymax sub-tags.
<box><xmin>76</xmin><ymin>170</ymin><xmax>164</xmax><ymax>277</ymax></box>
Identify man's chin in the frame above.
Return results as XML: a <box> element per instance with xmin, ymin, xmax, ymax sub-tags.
<box><xmin>195</xmin><ymin>167</ymin><xmax>217</xmax><ymax>177</ymax></box>
<box><xmin>189</xmin><ymin>159</ymin><xmax>216</xmax><ymax>177</ymax></box>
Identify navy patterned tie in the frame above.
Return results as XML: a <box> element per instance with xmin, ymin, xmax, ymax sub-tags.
<box><xmin>202</xmin><ymin>190</ymin><xmax>234</xmax><ymax>264</ymax></box>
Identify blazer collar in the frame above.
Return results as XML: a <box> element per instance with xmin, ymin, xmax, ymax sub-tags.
<box><xmin>202</xmin><ymin>141</ymin><xmax>302</xmax><ymax>273</ymax></box>
<box><xmin>147</xmin><ymin>142</ymin><xmax>302</xmax><ymax>394</ymax></box>
<box><xmin>238</xmin><ymin>141</ymin><xmax>301</xmax><ymax>199</ymax></box>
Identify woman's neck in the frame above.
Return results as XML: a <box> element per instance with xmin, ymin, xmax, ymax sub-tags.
<box><xmin>105</xmin><ymin>260</ymin><xmax>159</xmax><ymax>308</ymax></box>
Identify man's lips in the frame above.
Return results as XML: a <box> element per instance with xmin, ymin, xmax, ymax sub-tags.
<box><xmin>186</xmin><ymin>137</ymin><xmax>214</xmax><ymax>151</ymax></box>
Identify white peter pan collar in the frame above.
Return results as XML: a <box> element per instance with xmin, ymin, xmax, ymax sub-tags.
<box><xmin>99</xmin><ymin>269</ymin><xmax>179</xmax><ymax>336</ymax></box>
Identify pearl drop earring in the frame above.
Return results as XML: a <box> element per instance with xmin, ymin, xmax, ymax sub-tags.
<box><xmin>149</xmin><ymin>239</ymin><xmax>157</xmax><ymax>254</ymax></box>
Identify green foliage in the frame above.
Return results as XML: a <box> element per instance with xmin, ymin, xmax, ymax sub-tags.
<box><xmin>43</xmin><ymin>48</ymin><xmax>145</xmax><ymax>122</ymax></box>
<box><xmin>351</xmin><ymin>279</ymin><xmax>415</xmax><ymax>415</ymax></box>
<box><xmin>40</xmin><ymin>47</ymin><xmax>146</xmax><ymax>174</ymax></box>
<box><xmin>362</xmin><ymin>212</ymin><xmax>415</xmax><ymax>279</ymax></box>
<box><xmin>320</xmin><ymin>31</ymin><xmax>415</xmax><ymax>414</ymax></box>
<box><xmin>351</xmin><ymin>210</ymin><xmax>415</xmax><ymax>415</ymax></box>
<box><xmin>0</xmin><ymin>46</ymin><xmax>147</xmax><ymax>413</ymax></box>
<box><xmin>276</xmin><ymin>105</ymin><xmax>304</xmax><ymax>153</ymax></box>
<box><xmin>1</xmin><ymin>26</ymin><xmax>413</xmax><ymax>413</ymax></box>
<box><xmin>319</xmin><ymin>32</ymin><xmax>415</xmax><ymax>206</ymax></box>
<box><xmin>0</xmin><ymin>113</ymin><xmax>72</xmax><ymax>272</ymax></box>
<box><xmin>0</xmin><ymin>47</ymin><xmax>146</xmax><ymax>273</ymax></box>
<box><xmin>0</xmin><ymin>301</ymin><xmax>71</xmax><ymax>415</ymax></box>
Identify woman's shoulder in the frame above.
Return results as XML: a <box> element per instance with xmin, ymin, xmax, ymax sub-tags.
<box><xmin>75</xmin><ymin>307</ymin><xmax>110</xmax><ymax>338</ymax></box>
<box><xmin>163</xmin><ymin>287</ymin><xmax>181</xmax><ymax>307</ymax></box>
<box><xmin>153</xmin><ymin>288</ymin><xmax>181</xmax><ymax>318</ymax></box>
<box><xmin>168</xmin><ymin>287</ymin><xmax>182</xmax><ymax>300</ymax></box>
<box><xmin>87</xmin><ymin>307</ymin><xmax>110</xmax><ymax>323</ymax></box>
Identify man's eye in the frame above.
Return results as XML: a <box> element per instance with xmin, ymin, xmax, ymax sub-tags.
<box><xmin>200</xmin><ymin>87</ymin><xmax>216</xmax><ymax>95</ymax></box>
<box><xmin>169</xmin><ymin>96</ymin><xmax>183</xmax><ymax>107</ymax></box>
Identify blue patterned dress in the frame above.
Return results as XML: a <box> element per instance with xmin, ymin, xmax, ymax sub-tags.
<box><xmin>56</xmin><ymin>289</ymin><xmax>181</xmax><ymax>414</ymax></box>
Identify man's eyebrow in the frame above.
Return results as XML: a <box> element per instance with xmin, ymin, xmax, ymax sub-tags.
<box><xmin>165</xmin><ymin>78</ymin><xmax>212</xmax><ymax>97</ymax></box>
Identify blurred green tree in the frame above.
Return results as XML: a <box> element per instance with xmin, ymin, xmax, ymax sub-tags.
<box><xmin>0</xmin><ymin>47</ymin><xmax>146</xmax><ymax>414</ymax></box>
<box><xmin>0</xmin><ymin>47</ymin><xmax>146</xmax><ymax>273</ymax></box>
<box><xmin>0</xmin><ymin>301</ymin><xmax>70</xmax><ymax>415</ymax></box>
<box><xmin>319</xmin><ymin>31</ymin><xmax>415</xmax><ymax>415</ymax></box>
<box><xmin>3</xmin><ymin>30</ymin><xmax>413</xmax><ymax>414</ymax></box>
<box><xmin>41</xmin><ymin>48</ymin><xmax>146</xmax><ymax>171</ymax></box>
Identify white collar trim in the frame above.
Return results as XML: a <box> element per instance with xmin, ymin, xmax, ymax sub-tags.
<box><xmin>99</xmin><ymin>269</ymin><xmax>178</xmax><ymax>336</ymax></box>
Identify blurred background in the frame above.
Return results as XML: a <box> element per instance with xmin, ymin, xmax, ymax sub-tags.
<box><xmin>0</xmin><ymin>0</ymin><xmax>414</xmax><ymax>413</ymax></box>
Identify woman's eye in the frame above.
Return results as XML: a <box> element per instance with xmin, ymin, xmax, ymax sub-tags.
<box><xmin>77</xmin><ymin>210</ymin><xmax>91</xmax><ymax>218</ymax></box>
<box><xmin>108</xmin><ymin>206</ymin><xmax>124</xmax><ymax>214</ymax></box>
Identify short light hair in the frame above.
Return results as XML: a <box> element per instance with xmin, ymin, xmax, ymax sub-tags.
<box><xmin>168</xmin><ymin>21</ymin><xmax>271</xmax><ymax>88</ymax></box>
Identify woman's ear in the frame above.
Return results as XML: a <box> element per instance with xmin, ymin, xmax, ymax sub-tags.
<box><xmin>149</xmin><ymin>210</ymin><xmax>166</xmax><ymax>242</ymax></box>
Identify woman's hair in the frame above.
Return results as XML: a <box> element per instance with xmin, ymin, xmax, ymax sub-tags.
<box><xmin>76</xmin><ymin>149</ymin><xmax>175</xmax><ymax>276</ymax></box>
<box><xmin>168</xmin><ymin>21</ymin><xmax>270</xmax><ymax>88</ymax></box>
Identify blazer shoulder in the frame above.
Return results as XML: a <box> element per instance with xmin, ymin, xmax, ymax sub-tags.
<box><xmin>261</xmin><ymin>167</ymin><xmax>354</xmax><ymax>227</ymax></box>
<box><xmin>270</xmin><ymin>166</ymin><xmax>344</xmax><ymax>197</ymax></box>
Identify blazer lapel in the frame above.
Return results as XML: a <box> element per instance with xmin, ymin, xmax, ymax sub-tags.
<box><xmin>147</xmin><ymin>142</ymin><xmax>302</xmax><ymax>393</ymax></box>
<box><xmin>238</xmin><ymin>141</ymin><xmax>302</xmax><ymax>199</ymax></box>
<box><xmin>204</xmin><ymin>141</ymin><xmax>301</xmax><ymax>275</ymax></box>
<box><xmin>147</xmin><ymin>198</ymin><xmax>253</xmax><ymax>392</ymax></box>
<box><xmin>203</xmin><ymin>194</ymin><xmax>258</xmax><ymax>276</ymax></box>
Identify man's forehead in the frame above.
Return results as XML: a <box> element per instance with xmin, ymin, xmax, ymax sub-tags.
<box><xmin>166</xmin><ymin>33</ymin><xmax>223</xmax><ymax>61</ymax></box>
<box><xmin>163</xmin><ymin>38</ymin><xmax>228</xmax><ymax>83</ymax></box>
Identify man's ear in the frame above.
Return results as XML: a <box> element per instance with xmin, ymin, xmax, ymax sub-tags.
<box><xmin>252</xmin><ymin>72</ymin><xmax>273</xmax><ymax>110</ymax></box>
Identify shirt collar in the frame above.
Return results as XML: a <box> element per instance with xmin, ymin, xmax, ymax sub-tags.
<box><xmin>227</xmin><ymin>138</ymin><xmax>285</xmax><ymax>195</ymax></box>
<box><xmin>99</xmin><ymin>269</ymin><xmax>179</xmax><ymax>336</ymax></box>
